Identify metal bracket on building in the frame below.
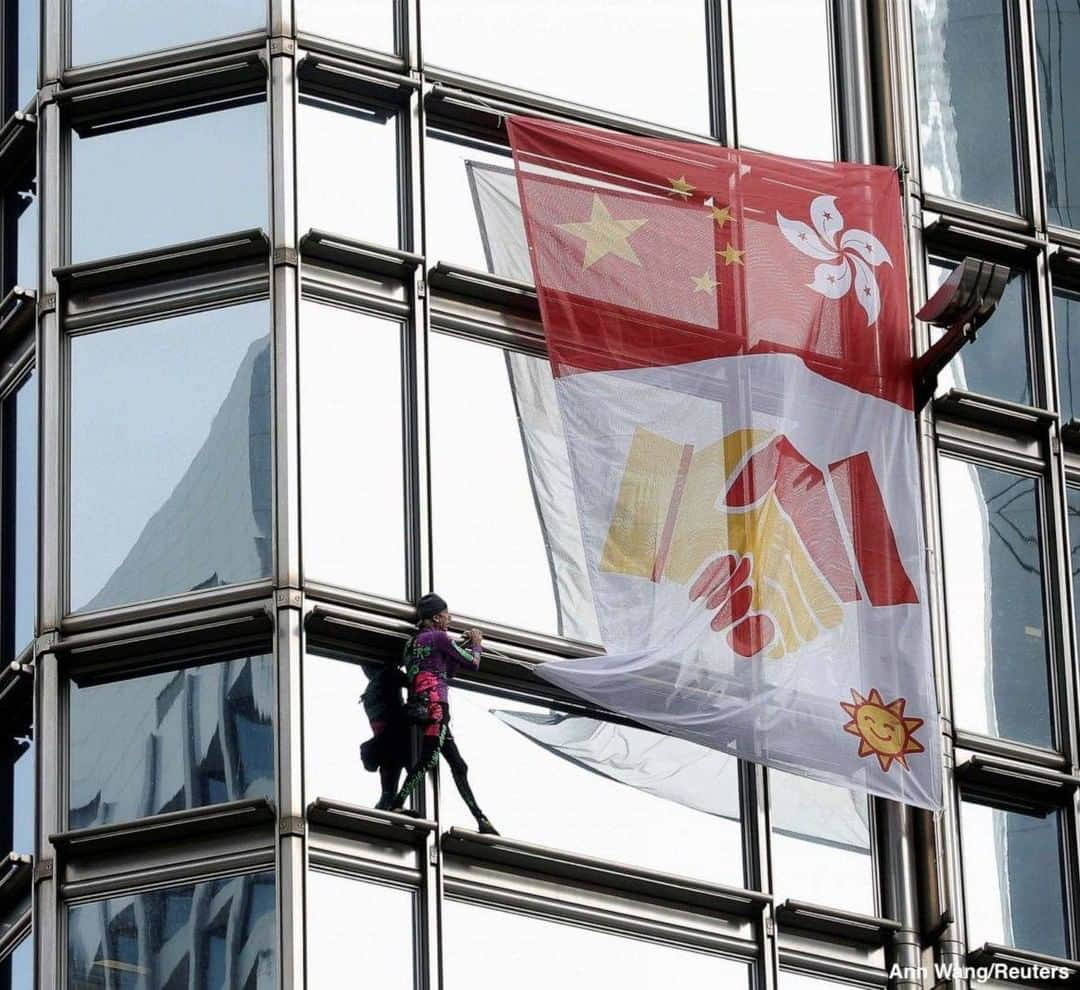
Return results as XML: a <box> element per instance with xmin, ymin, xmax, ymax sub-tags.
<box><xmin>269</xmin><ymin>37</ymin><xmax>297</xmax><ymax>58</ymax></box>
<box><xmin>276</xmin><ymin>589</ymin><xmax>303</xmax><ymax>610</ymax></box>
<box><xmin>36</xmin><ymin>292</ymin><xmax>56</xmax><ymax>316</ymax></box>
<box><xmin>279</xmin><ymin>816</ymin><xmax>306</xmax><ymax>837</ymax></box>
<box><xmin>32</xmin><ymin>859</ymin><xmax>53</xmax><ymax>885</ymax></box>
<box><xmin>37</xmin><ymin>82</ymin><xmax>60</xmax><ymax>107</ymax></box>
<box><xmin>913</xmin><ymin>256</ymin><xmax>1010</xmax><ymax>412</ymax></box>
<box><xmin>34</xmin><ymin>631</ymin><xmax>58</xmax><ymax>656</ymax></box>
<box><xmin>273</xmin><ymin>247</ymin><xmax>298</xmax><ymax>268</ymax></box>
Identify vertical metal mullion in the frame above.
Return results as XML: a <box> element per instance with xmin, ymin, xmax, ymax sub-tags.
<box><xmin>1013</xmin><ymin>0</ymin><xmax>1047</xmax><ymax>234</ymax></box>
<box><xmin>835</xmin><ymin>0</ymin><xmax>874</xmax><ymax>165</ymax></box>
<box><xmin>716</xmin><ymin>0</ymin><xmax>737</xmax><ymax>148</ymax></box>
<box><xmin>741</xmin><ymin>761</ymin><xmax>775</xmax><ymax>990</ymax></box>
<box><xmin>32</xmin><ymin>649</ymin><xmax>59</xmax><ymax>990</ymax></box>
<box><xmin>703</xmin><ymin>0</ymin><xmax>729</xmax><ymax>144</ymax></box>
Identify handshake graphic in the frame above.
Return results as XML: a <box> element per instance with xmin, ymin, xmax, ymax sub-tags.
<box><xmin>599</xmin><ymin>427</ymin><xmax>917</xmax><ymax>659</ymax></box>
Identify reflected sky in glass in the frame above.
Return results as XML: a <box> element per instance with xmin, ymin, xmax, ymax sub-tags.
<box><xmin>1035</xmin><ymin>1</ymin><xmax>1080</xmax><ymax>229</ymax></box>
<box><xmin>1054</xmin><ymin>285</ymin><xmax>1080</xmax><ymax>421</ymax></box>
<box><xmin>301</xmin><ymin>303</ymin><xmax>406</xmax><ymax>598</ymax></box>
<box><xmin>3</xmin><ymin>174</ymin><xmax>36</xmax><ymax>294</ymax></box>
<box><xmin>15</xmin><ymin>0</ymin><xmax>36</xmax><ymax>112</ymax></box>
<box><xmin>422</xmin><ymin>0</ymin><xmax>710</xmax><ymax>132</ymax></box>
<box><xmin>68</xmin><ymin>872</ymin><xmax>276</xmax><ymax>988</ymax></box>
<box><xmin>732</xmin><ymin>0</ymin><xmax>835</xmax><ymax>160</ymax></box>
<box><xmin>299</xmin><ymin>96</ymin><xmax>402</xmax><ymax>248</ymax></box>
<box><xmin>5</xmin><ymin>373</ymin><xmax>36</xmax><ymax>659</ymax></box>
<box><xmin>430</xmin><ymin>333</ymin><xmax>561</xmax><ymax>633</ymax></box>
<box><xmin>71</xmin><ymin>100</ymin><xmax>267</xmax><ymax>263</ymax></box>
<box><xmin>0</xmin><ymin>934</ymin><xmax>32</xmax><ymax>990</ymax></box>
<box><xmin>1068</xmin><ymin>490</ymin><xmax>1080</xmax><ymax>658</ymax></box>
<box><xmin>308</xmin><ymin>874</ymin><xmax>414</xmax><ymax>990</ymax></box>
<box><xmin>304</xmin><ymin>651</ymin><xmax>414</xmax><ymax>811</ymax></box>
<box><xmin>298</xmin><ymin>0</ymin><xmax>397</xmax><ymax>53</ymax></box>
<box><xmin>442</xmin><ymin>687</ymin><xmax>744</xmax><ymax>886</ymax></box>
<box><xmin>914</xmin><ymin>0</ymin><xmax>1018</xmax><ymax>212</ymax></box>
<box><xmin>928</xmin><ymin>258</ymin><xmax>1031</xmax><ymax>405</ymax></box>
<box><xmin>71</xmin><ymin>0</ymin><xmax>264</xmax><ymax>66</ymax></box>
<box><xmin>961</xmin><ymin>800</ymin><xmax>1067</xmax><ymax>956</ymax></box>
<box><xmin>11</xmin><ymin>732</ymin><xmax>32</xmax><ymax>855</ymax></box>
<box><xmin>69</xmin><ymin>655</ymin><xmax>274</xmax><ymax>829</ymax></box>
<box><xmin>70</xmin><ymin>302</ymin><xmax>271</xmax><ymax>612</ymax></box>
<box><xmin>445</xmin><ymin>900</ymin><xmax>749</xmax><ymax>990</ymax></box>
<box><xmin>939</xmin><ymin>459</ymin><xmax>1053</xmax><ymax>748</ymax></box>
<box><xmin>769</xmin><ymin>769</ymin><xmax>874</xmax><ymax>915</ymax></box>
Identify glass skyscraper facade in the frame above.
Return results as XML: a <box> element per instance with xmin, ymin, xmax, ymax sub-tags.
<box><xmin>0</xmin><ymin>0</ymin><xmax>1077</xmax><ymax>986</ymax></box>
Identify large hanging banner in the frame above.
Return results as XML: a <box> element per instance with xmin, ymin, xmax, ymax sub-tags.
<box><xmin>494</xmin><ymin>116</ymin><xmax>939</xmax><ymax>809</ymax></box>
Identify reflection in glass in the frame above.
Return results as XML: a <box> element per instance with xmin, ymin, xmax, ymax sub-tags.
<box><xmin>1069</xmin><ymin>490</ymin><xmax>1080</xmax><ymax>655</ymax></box>
<box><xmin>442</xmin><ymin>688</ymin><xmax>743</xmax><ymax>885</ymax></box>
<box><xmin>304</xmin><ymin>651</ymin><xmax>414</xmax><ymax>811</ymax></box>
<box><xmin>914</xmin><ymin>0</ymin><xmax>1018</xmax><ymax>212</ymax></box>
<box><xmin>422</xmin><ymin>0</ymin><xmax>710</xmax><ymax>132</ymax></box>
<box><xmin>298</xmin><ymin>96</ymin><xmax>401</xmax><ymax>247</ymax></box>
<box><xmin>445</xmin><ymin>900</ymin><xmax>749</xmax><ymax>990</ymax></box>
<box><xmin>2</xmin><ymin>173</ymin><xmax>36</xmax><ymax>294</ymax></box>
<box><xmin>301</xmin><ymin>303</ymin><xmax>405</xmax><ymax>597</ymax></box>
<box><xmin>927</xmin><ymin>258</ymin><xmax>1031</xmax><ymax>404</ymax></box>
<box><xmin>732</xmin><ymin>0</ymin><xmax>835</xmax><ymax>160</ymax></box>
<box><xmin>71</xmin><ymin>100</ymin><xmax>267</xmax><ymax>263</ymax></box>
<box><xmin>69</xmin><ymin>303</ymin><xmax>271</xmax><ymax>612</ymax></box>
<box><xmin>430</xmin><ymin>333</ymin><xmax>565</xmax><ymax>634</ymax></box>
<box><xmin>3</xmin><ymin>373</ymin><xmax>36</xmax><ymax>659</ymax></box>
<box><xmin>13</xmin><ymin>0</ymin><xmax>37</xmax><ymax>113</ymax></box>
<box><xmin>770</xmin><ymin>770</ymin><xmax>874</xmax><ymax>915</ymax></box>
<box><xmin>0</xmin><ymin>934</ymin><xmax>32</xmax><ymax>990</ymax></box>
<box><xmin>939</xmin><ymin>460</ymin><xmax>1052</xmax><ymax>748</ymax></box>
<box><xmin>960</xmin><ymin>800</ymin><xmax>1067</xmax><ymax>956</ymax></box>
<box><xmin>298</xmin><ymin>0</ymin><xmax>396</xmax><ymax>53</ymax></box>
<box><xmin>425</xmin><ymin>131</ymin><xmax>518</xmax><ymax>271</ymax></box>
<box><xmin>69</xmin><ymin>654</ymin><xmax>273</xmax><ymax>829</ymax></box>
<box><xmin>68</xmin><ymin>872</ymin><xmax>276</xmax><ymax>988</ymax></box>
<box><xmin>1054</xmin><ymin>285</ymin><xmax>1080</xmax><ymax>421</ymax></box>
<box><xmin>308</xmin><ymin>874</ymin><xmax>414</xmax><ymax>990</ymax></box>
<box><xmin>71</xmin><ymin>0</ymin><xmax>264</xmax><ymax>67</ymax></box>
<box><xmin>1035</xmin><ymin>1</ymin><xmax>1080</xmax><ymax>228</ymax></box>
<box><xmin>0</xmin><ymin>700</ymin><xmax>32</xmax><ymax>856</ymax></box>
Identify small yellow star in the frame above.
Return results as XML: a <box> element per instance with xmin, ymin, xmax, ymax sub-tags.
<box><xmin>557</xmin><ymin>194</ymin><xmax>648</xmax><ymax>270</ymax></box>
<box><xmin>710</xmin><ymin>204</ymin><xmax>732</xmax><ymax>226</ymax></box>
<box><xmin>667</xmin><ymin>175</ymin><xmax>695</xmax><ymax>200</ymax></box>
<box><xmin>717</xmin><ymin>243</ymin><xmax>745</xmax><ymax>266</ymax></box>
<box><xmin>691</xmin><ymin>271</ymin><xmax>719</xmax><ymax>294</ymax></box>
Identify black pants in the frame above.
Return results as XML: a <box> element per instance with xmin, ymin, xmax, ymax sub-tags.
<box><xmin>393</xmin><ymin>724</ymin><xmax>489</xmax><ymax>825</ymax></box>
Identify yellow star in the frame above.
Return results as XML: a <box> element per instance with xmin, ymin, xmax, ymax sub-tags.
<box><xmin>710</xmin><ymin>204</ymin><xmax>732</xmax><ymax>226</ymax></box>
<box><xmin>717</xmin><ymin>243</ymin><xmax>745</xmax><ymax>266</ymax></box>
<box><xmin>667</xmin><ymin>175</ymin><xmax>695</xmax><ymax>200</ymax></box>
<box><xmin>691</xmin><ymin>271</ymin><xmax>719</xmax><ymax>294</ymax></box>
<box><xmin>557</xmin><ymin>194</ymin><xmax>648</xmax><ymax>270</ymax></box>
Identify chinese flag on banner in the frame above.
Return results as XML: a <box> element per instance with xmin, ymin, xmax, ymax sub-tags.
<box><xmin>505</xmin><ymin>116</ymin><xmax>940</xmax><ymax>809</ymax></box>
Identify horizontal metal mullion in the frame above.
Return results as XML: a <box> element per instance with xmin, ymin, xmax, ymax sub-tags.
<box><xmin>778</xmin><ymin>949</ymin><xmax>889</xmax><ymax>988</ymax></box>
<box><xmin>299</xmin><ymin>271</ymin><xmax>411</xmax><ymax>319</ymax></box>
<box><xmin>934</xmin><ymin>421</ymin><xmax>1047</xmax><ymax>472</ymax></box>
<box><xmin>921</xmin><ymin>193</ymin><xmax>1034</xmax><ymax>238</ymax></box>
<box><xmin>295</xmin><ymin>34</ymin><xmax>407</xmax><ymax>75</ymax></box>
<box><xmin>297</xmin><ymin>53</ymin><xmax>418</xmax><ymax>105</ymax></box>
<box><xmin>307</xmin><ymin>848</ymin><xmax>421</xmax><ymax>887</ymax></box>
<box><xmin>0</xmin><ymin>908</ymin><xmax>30</xmax><ymax>961</ymax></box>
<box><xmin>0</xmin><ymin>112</ymin><xmax>34</xmax><ymax>170</ymax></box>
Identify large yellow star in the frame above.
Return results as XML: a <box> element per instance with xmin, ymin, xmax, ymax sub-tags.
<box><xmin>557</xmin><ymin>195</ymin><xmax>648</xmax><ymax>270</ymax></box>
<box><xmin>710</xmin><ymin>204</ymin><xmax>732</xmax><ymax>226</ymax></box>
<box><xmin>717</xmin><ymin>243</ymin><xmax>745</xmax><ymax>266</ymax></box>
<box><xmin>667</xmin><ymin>175</ymin><xmax>695</xmax><ymax>199</ymax></box>
<box><xmin>691</xmin><ymin>271</ymin><xmax>719</xmax><ymax>294</ymax></box>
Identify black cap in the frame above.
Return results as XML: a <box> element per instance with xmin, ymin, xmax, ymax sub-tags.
<box><xmin>417</xmin><ymin>593</ymin><xmax>448</xmax><ymax>622</ymax></box>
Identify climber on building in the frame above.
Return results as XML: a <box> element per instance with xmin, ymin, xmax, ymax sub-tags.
<box><xmin>391</xmin><ymin>592</ymin><xmax>499</xmax><ymax>835</ymax></box>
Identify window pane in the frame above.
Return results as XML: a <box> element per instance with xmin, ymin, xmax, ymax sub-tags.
<box><xmin>421</xmin><ymin>0</ymin><xmax>710</xmax><ymax>133</ymax></box>
<box><xmin>732</xmin><ymin>0</ymin><xmax>835</xmax><ymax>159</ymax></box>
<box><xmin>425</xmin><ymin>131</ymin><xmax>519</xmax><ymax>272</ymax></box>
<box><xmin>3</xmin><ymin>173</ymin><xmax>36</xmax><ymax>294</ymax></box>
<box><xmin>71</xmin><ymin>0</ymin><xmax>264</xmax><ymax>67</ymax></box>
<box><xmin>444</xmin><ymin>900</ymin><xmax>750</xmax><ymax>990</ymax></box>
<box><xmin>960</xmin><ymin>800</ymin><xmax>1067</xmax><ymax>956</ymax></box>
<box><xmin>1035</xmin><ymin>1</ymin><xmax>1080</xmax><ymax>228</ymax></box>
<box><xmin>298</xmin><ymin>96</ymin><xmax>402</xmax><ymax>248</ymax></box>
<box><xmin>927</xmin><ymin>258</ymin><xmax>1031</xmax><ymax>404</ymax></box>
<box><xmin>67</xmin><ymin>872</ymin><xmax>276</xmax><ymax>988</ymax></box>
<box><xmin>0</xmin><ymin>933</ymin><xmax>32</xmax><ymax>990</ymax></box>
<box><xmin>914</xmin><ymin>0</ymin><xmax>1018</xmax><ymax>212</ymax></box>
<box><xmin>442</xmin><ymin>687</ymin><xmax>744</xmax><ymax>886</ymax></box>
<box><xmin>297</xmin><ymin>0</ymin><xmax>396</xmax><ymax>53</ymax></box>
<box><xmin>4</xmin><ymin>373</ymin><xmax>36</xmax><ymax>659</ymax></box>
<box><xmin>1068</xmin><ymin>488</ymin><xmax>1080</xmax><ymax>650</ymax></box>
<box><xmin>69</xmin><ymin>654</ymin><xmax>273</xmax><ymax>829</ymax></box>
<box><xmin>71</xmin><ymin>100</ymin><xmax>267</xmax><ymax>263</ymax></box>
<box><xmin>304</xmin><ymin>650</ymin><xmax>415</xmax><ymax>812</ymax></box>
<box><xmin>1054</xmin><ymin>284</ymin><xmax>1080</xmax><ymax>421</ymax></box>
<box><xmin>0</xmin><ymin>702</ymin><xmax>32</xmax><ymax>856</ymax></box>
<box><xmin>14</xmin><ymin>0</ymin><xmax>37</xmax><ymax>113</ymax></box>
<box><xmin>430</xmin><ymin>334</ymin><xmax>562</xmax><ymax>634</ymax></box>
<box><xmin>308</xmin><ymin>874</ymin><xmax>414</xmax><ymax>990</ymax></box>
<box><xmin>300</xmin><ymin>303</ymin><xmax>405</xmax><ymax>598</ymax></box>
<box><xmin>939</xmin><ymin>460</ymin><xmax>1052</xmax><ymax>748</ymax></box>
<box><xmin>69</xmin><ymin>302</ymin><xmax>271</xmax><ymax>612</ymax></box>
<box><xmin>769</xmin><ymin>770</ymin><xmax>874</xmax><ymax>915</ymax></box>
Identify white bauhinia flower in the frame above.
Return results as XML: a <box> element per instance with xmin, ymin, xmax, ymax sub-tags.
<box><xmin>776</xmin><ymin>194</ymin><xmax>892</xmax><ymax>325</ymax></box>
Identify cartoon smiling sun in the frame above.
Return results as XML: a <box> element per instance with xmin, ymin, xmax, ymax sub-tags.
<box><xmin>840</xmin><ymin>688</ymin><xmax>925</xmax><ymax>772</ymax></box>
